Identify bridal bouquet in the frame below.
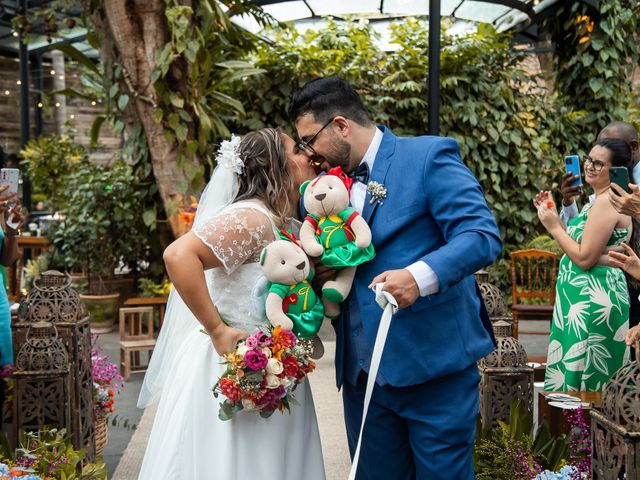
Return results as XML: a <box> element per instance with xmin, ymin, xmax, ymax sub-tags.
<box><xmin>213</xmin><ymin>325</ymin><xmax>316</xmax><ymax>421</ymax></box>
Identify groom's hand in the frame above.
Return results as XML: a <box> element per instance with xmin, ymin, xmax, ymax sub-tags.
<box><xmin>369</xmin><ymin>269</ymin><xmax>420</xmax><ymax>309</ymax></box>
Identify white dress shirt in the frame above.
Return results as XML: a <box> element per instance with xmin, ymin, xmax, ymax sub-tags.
<box><xmin>351</xmin><ymin>128</ymin><xmax>440</xmax><ymax>297</ymax></box>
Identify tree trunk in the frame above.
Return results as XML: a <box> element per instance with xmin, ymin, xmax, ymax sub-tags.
<box><xmin>101</xmin><ymin>0</ymin><xmax>190</xmax><ymax>237</ymax></box>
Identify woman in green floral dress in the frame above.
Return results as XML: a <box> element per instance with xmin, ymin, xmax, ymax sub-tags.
<box><xmin>535</xmin><ymin>138</ymin><xmax>634</xmax><ymax>391</ymax></box>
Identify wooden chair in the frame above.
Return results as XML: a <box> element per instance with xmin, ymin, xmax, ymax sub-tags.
<box><xmin>122</xmin><ymin>296</ymin><xmax>167</xmax><ymax>331</ymax></box>
<box><xmin>119</xmin><ymin>306</ymin><xmax>156</xmax><ymax>381</ymax></box>
<box><xmin>510</xmin><ymin>249</ymin><xmax>558</xmax><ymax>339</ymax></box>
<box><xmin>6</xmin><ymin>236</ymin><xmax>52</xmax><ymax>302</ymax></box>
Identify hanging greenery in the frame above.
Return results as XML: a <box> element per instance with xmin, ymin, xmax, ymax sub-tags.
<box><xmin>542</xmin><ymin>0</ymin><xmax>640</xmax><ymax>136</ymax></box>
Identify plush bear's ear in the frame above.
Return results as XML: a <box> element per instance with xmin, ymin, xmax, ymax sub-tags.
<box><xmin>260</xmin><ymin>247</ymin><xmax>268</xmax><ymax>266</ymax></box>
<box><xmin>299</xmin><ymin>180</ymin><xmax>311</xmax><ymax>196</ymax></box>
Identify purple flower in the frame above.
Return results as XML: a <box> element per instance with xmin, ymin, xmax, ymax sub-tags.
<box><xmin>245</xmin><ymin>336</ymin><xmax>259</xmax><ymax>348</ymax></box>
<box><xmin>255</xmin><ymin>331</ymin><xmax>272</xmax><ymax>347</ymax></box>
<box><xmin>258</xmin><ymin>385</ymin><xmax>286</xmax><ymax>407</ymax></box>
<box><xmin>244</xmin><ymin>349</ymin><xmax>268</xmax><ymax>371</ymax></box>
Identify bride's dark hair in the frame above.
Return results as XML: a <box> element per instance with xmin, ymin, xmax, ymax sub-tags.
<box><xmin>234</xmin><ymin>128</ymin><xmax>294</xmax><ymax>228</ymax></box>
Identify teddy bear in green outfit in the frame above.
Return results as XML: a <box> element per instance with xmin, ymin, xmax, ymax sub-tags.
<box><xmin>260</xmin><ymin>231</ymin><xmax>325</xmax><ymax>358</ymax></box>
<box><xmin>299</xmin><ymin>167</ymin><xmax>375</xmax><ymax>319</ymax></box>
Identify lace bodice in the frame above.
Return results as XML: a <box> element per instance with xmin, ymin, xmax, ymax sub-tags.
<box><xmin>193</xmin><ymin>200</ymin><xmax>278</xmax><ymax>333</ymax></box>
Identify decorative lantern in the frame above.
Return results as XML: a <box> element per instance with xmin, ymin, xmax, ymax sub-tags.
<box><xmin>478</xmin><ymin>320</ymin><xmax>534</xmax><ymax>428</ymax></box>
<box><xmin>12</xmin><ymin>322</ymin><xmax>71</xmax><ymax>440</ymax></box>
<box><xmin>591</xmin><ymin>350</ymin><xmax>640</xmax><ymax>480</ymax></box>
<box><xmin>13</xmin><ymin>271</ymin><xmax>95</xmax><ymax>460</ymax></box>
<box><xmin>475</xmin><ymin>269</ymin><xmax>510</xmax><ymax>322</ymax></box>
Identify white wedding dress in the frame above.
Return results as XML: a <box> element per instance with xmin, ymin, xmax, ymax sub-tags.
<box><xmin>137</xmin><ymin>200</ymin><xmax>325</xmax><ymax>479</ymax></box>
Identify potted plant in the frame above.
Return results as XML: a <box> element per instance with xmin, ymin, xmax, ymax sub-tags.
<box><xmin>91</xmin><ymin>346</ymin><xmax>124</xmax><ymax>456</ymax></box>
<box><xmin>20</xmin><ymin>134</ymin><xmax>90</xmax><ymax>213</ymax></box>
<box><xmin>48</xmin><ymin>160</ymin><xmax>152</xmax><ymax>332</ymax></box>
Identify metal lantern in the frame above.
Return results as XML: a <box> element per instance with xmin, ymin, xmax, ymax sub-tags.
<box><xmin>12</xmin><ymin>271</ymin><xmax>95</xmax><ymax>460</ymax></box>
<box><xmin>475</xmin><ymin>269</ymin><xmax>510</xmax><ymax>322</ymax></box>
<box><xmin>12</xmin><ymin>322</ymin><xmax>71</xmax><ymax>440</ymax></box>
<box><xmin>478</xmin><ymin>320</ymin><xmax>534</xmax><ymax>428</ymax></box>
<box><xmin>591</xmin><ymin>351</ymin><xmax>640</xmax><ymax>480</ymax></box>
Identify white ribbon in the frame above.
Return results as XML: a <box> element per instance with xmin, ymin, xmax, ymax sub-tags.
<box><xmin>347</xmin><ymin>283</ymin><xmax>398</xmax><ymax>480</ymax></box>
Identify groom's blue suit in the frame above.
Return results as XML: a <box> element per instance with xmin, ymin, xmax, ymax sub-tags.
<box><xmin>337</xmin><ymin>126</ymin><xmax>502</xmax><ymax>479</ymax></box>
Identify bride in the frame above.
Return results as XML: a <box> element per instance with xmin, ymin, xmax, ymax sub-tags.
<box><xmin>137</xmin><ymin>128</ymin><xmax>326</xmax><ymax>479</ymax></box>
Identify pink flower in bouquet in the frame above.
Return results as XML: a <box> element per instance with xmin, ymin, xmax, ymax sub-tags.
<box><xmin>244</xmin><ymin>349</ymin><xmax>268</xmax><ymax>371</ymax></box>
<box><xmin>245</xmin><ymin>336</ymin><xmax>259</xmax><ymax>348</ymax></box>
<box><xmin>255</xmin><ymin>331</ymin><xmax>272</xmax><ymax>347</ymax></box>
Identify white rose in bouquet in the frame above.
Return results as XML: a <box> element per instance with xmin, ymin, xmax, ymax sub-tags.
<box><xmin>265</xmin><ymin>374</ymin><xmax>281</xmax><ymax>389</ymax></box>
<box><xmin>266</xmin><ymin>358</ymin><xmax>283</xmax><ymax>375</ymax></box>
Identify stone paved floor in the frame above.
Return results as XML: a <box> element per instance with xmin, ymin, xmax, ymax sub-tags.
<box><xmin>100</xmin><ymin>319</ymin><xmax>551</xmax><ymax>479</ymax></box>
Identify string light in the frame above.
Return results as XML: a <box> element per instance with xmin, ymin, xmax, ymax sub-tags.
<box><xmin>69</xmin><ymin>114</ymin><xmax>75</xmax><ymax>119</ymax></box>
<box><xmin>58</xmin><ymin>75</ymin><xmax>64</xmax><ymax>80</ymax></box>
<box><xmin>4</xmin><ymin>90</ymin><xmax>10</xmax><ymax>96</ymax></box>
<box><xmin>37</xmin><ymin>102</ymin><xmax>43</xmax><ymax>108</ymax></box>
<box><xmin>91</xmin><ymin>100</ymin><xmax>96</xmax><ymax>106</ymax></box>
<box><xmin>50</xmin><ymin>69</ymin><xmax>56</xmax><ymax>75</ymax></box>
<box><xmin>55</xmin><ymin>102</ymin><xmax>61</xmax><ymax>107</ymax></box>
<box><xmin>16</xmin><ymin>80</ymin><xmax>21</xmax><ymax>85</ymax></box>
<box><xmin>11</xmin><ymin>31</ymin><xmax>19</xmax><ymax>37</ymax></box>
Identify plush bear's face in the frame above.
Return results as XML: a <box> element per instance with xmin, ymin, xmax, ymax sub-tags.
<box><xmin>301</xmin><ymin>174</ymin><xmax>350</xmax><ymax>217</ymax></box>
<box><xmin>260</xmin><ymin>240</ymin><xmax>310</xmax><ymax>285</ymax></box>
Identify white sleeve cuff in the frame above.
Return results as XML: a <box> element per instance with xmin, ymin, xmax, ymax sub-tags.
<box><xmin>559</xmin><ymin>201</ymin><xmax>579</xmax><ymax>227</ymax></box>
<box><xmin>405</xmin><ymin>261</ymin><xmax>440</xmax><ymax>297</ymax></box>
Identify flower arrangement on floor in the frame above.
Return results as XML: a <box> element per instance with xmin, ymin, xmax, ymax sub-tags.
<box><xmin>474</xmin><ymin>400</ymin><xmax>593</xmax><ymax>480</ymax></box>
<box><xmin>91</xmin><ymin>346</ymin><xmax>124</xmax><ymax>416</ymax></box>
<box><xmin>535</xmin><ymin>407</ymin><xmax>592</xmax><ymax>480</ymax></box>
<box><xmin>0</xmin><ymin>428</ymin><xmax>107</xmax><ymax>479</ymax></box>
<box><xmin>213</xmin><ymin>325</ymin><xmax>316</xmax><ymax>421</ymax></box>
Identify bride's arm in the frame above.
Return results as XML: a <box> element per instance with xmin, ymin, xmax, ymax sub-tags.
<box><xmin>164</xmin><ymin>232</ymin><xmax>247</xmax><ymax>355</ymax></box>
<box><xmin>164</xmin><ymin>207</ymin><xmax>276</xmax><ymax>355</ymax></box>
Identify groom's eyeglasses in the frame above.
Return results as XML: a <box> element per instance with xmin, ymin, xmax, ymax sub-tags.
<box><xmin>297</xmin><ymin>117</ymin><xmax>335</xmax><ymax>160</ymax></box>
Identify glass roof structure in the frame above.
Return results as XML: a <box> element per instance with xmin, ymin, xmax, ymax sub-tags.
<box><xmin>237</xmin><ymin>0</ymin><xmax>567</xmax><ymax>42</ymax></box>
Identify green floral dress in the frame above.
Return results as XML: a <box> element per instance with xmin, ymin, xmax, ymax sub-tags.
<box><xmin>544</xmin><ymin>203</ymin><xmax>630</xmax><ymax>392</ymax></box>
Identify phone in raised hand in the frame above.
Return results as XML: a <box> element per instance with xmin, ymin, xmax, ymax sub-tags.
<box><xmin>0</xmin><ymin>168</ymin><xmax>19</xmax><ymax>204</ymax></box>
<box><xmin>563</xmin><ymin>155</ymin><xmax>582</xmax><ymax>193</ymax></box>
<box><xmin>609</xmin><ymin>166</ymin><xmax>632</xmax><ymax>194</ymax></box>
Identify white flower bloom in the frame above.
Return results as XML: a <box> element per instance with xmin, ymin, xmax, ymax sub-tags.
<box><xmin>242</xmin><ymin>399</ymin><xmax>257</xmax><ymax>411</ymax></box>
<box><xmin>265</xmin><ymin>374</ymin><xmax>281</xmax><ymax>389</ymax></box>
<box><xmin>261</xmin><ymin>347</ymin><xmax>272</xmax><ymax>359</ymax></box>
<box><xmin>266</xmin><ymin>358</ymin><xmax>283</xmax><ymax>375</ymax></box>
<box><xmin>237</xmin><ymin>345</ymin><xmax>249</xmax><ymax>357</ymax></box>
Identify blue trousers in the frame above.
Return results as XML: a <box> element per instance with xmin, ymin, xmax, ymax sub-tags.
<box><xmin>342</xmin><ymin>363</ymin><xmax>480</xmax><ymax>480</ymax></box>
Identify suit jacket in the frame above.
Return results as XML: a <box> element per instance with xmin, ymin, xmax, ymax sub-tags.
<box><xmin>334</xmin><ymin>126</ymin><xmax>502</xmax><ymax>388</ymax></box>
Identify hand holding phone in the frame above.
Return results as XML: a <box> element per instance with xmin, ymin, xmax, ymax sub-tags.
<box><xmin>563</xmin><ymin>156</ymin><xmax>583</xmax><ymax>189</ymax></box>
<box><xmin>0</xmin><ymin>168</ymin><xmax>19</xmax><ymax>207</ymax></box>
<box><xmin>609</xmin><ymin>166</ymin><xmax>632</xmax><ymax>194</ymax></box>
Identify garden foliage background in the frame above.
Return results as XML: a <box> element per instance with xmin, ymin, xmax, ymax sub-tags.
<box><xmin>19</xmin><ymin>0</ymin><xmax>640</xmax><ymax>287</ymax></box>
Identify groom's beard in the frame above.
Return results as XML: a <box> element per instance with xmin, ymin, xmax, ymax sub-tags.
<box><xmin>322</xmin><ymin>136</ymin><xmax>352</xmax><ymax>172</ymax></box>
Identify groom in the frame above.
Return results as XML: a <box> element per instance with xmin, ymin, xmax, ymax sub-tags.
<box><xmin>288</xmin><ymin>77</ymin><xmax>502</xmax><ymax>479</ymax></box>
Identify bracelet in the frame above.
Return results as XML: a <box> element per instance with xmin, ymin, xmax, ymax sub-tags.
<box><xmin>5</xmin><ymin>228</ymin><xmax>21</xmax><ymax>237</ymax></box>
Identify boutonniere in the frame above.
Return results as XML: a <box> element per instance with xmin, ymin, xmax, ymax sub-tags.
<box><xmin>367</xmin><ymin>181</ymin><xmax>388</xmax><ymax>205</ymax></box>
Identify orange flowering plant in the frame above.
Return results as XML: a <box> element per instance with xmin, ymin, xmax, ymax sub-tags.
<box><xmin>213</xmin><ymin>325</ymin><xmax>316</xmax><ymax>421</ymax></box>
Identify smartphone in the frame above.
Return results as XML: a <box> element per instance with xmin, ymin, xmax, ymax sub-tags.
<box><xmin>564</xmin><ymin>155</ymin><xmax>583</xmax><ymax>192</ymax></box>
<box><xmin>609</xmin><ymin>166</ymin><xmax>632</xmax><ymax>194</ymax></box>
<box><xmin>0</xmin><ymin>168</ymin><xmax>19</xmax><ymax>204</ymax></box>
